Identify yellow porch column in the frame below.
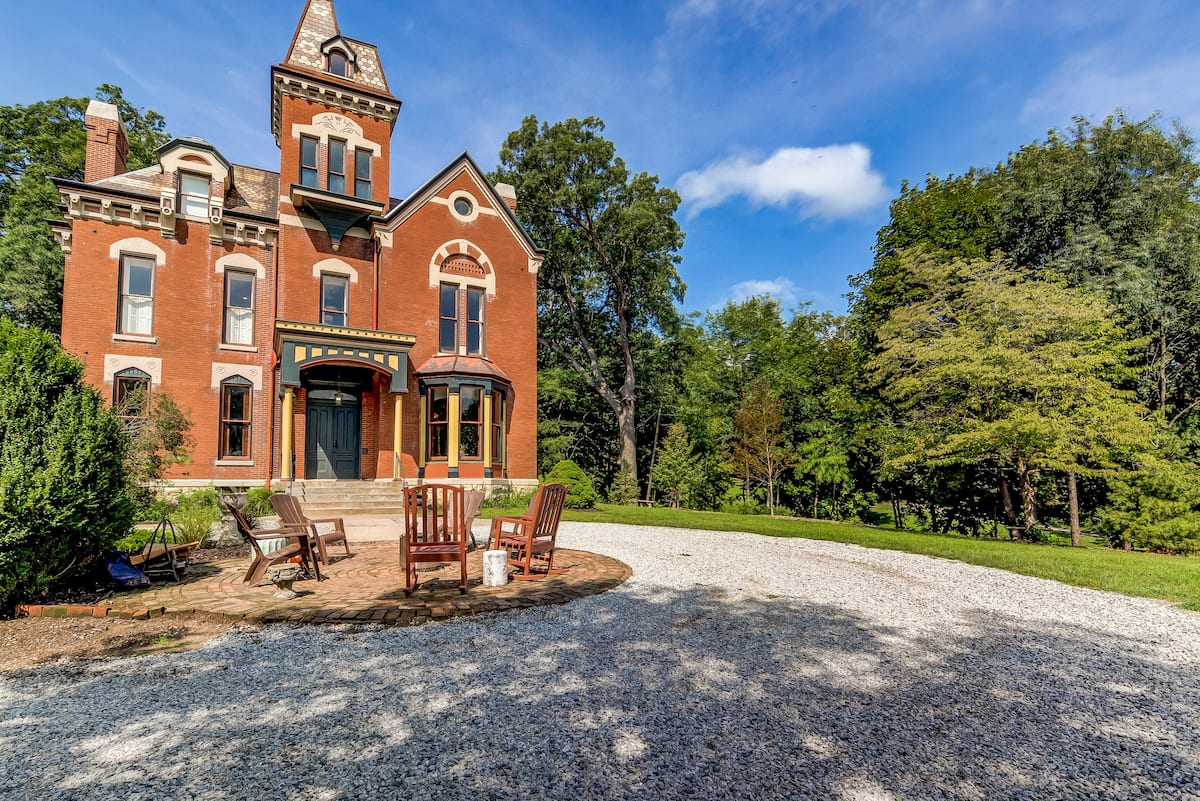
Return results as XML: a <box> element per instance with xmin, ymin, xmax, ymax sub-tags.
<box><xmin>392</xmin><ymin>393</ymin><xmax>403</xmax><ymax>479</ymax></box>
<box><xmin>418</xmin><ymin>394</ymin><xmax>427</xmax><ymax>469</ymax></box>
<box><xmin>281</xmin><ymin>385</ymin><xmax>295</xmax><ymax>480</ymax></box>
<box><xmin>482</xmin><ymin>392</ymin><xmax>493</xmax><ymax>467</ymax></box>
<box><xmin>448</xmin><ymin>390</ymin><xmax>461</xmax><ymax>474</ymax></box>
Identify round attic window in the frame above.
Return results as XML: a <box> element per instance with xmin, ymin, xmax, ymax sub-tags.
<box><xmin>448</xmin><ymin>190</ymin><xmax>480</xmax><ymax>222</ymax></box>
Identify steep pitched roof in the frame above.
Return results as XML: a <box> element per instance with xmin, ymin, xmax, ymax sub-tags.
<box><xmin>282</xmin><ymin>0</ymin><xmax>390</xmax><ymax>94</ymax></box>
<box><xmin>383</xmin><ymin>152</ymin><xmax>545</xmax><ymax>264</ymax></box>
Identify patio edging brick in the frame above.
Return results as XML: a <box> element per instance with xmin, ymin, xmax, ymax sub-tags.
<box><xmin>16</xmin><ymin>547</ymin><xmax>631</xmax><ymax>627</ymax></box>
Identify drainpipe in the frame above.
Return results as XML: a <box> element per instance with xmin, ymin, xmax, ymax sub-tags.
<box><xmin>265</xmin><ymin>237</ymin><xmax>282</xmax><ymax>490</ymax></box>
<box><xmin>372</xmin><ymin>234</ymin><xmax>381</xmax><ymax>330</ymax></box>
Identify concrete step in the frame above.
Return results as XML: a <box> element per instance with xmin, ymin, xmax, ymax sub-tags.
<box><xmin>299</xmin><ymin>502</ymin><xmax>408</xmax><ymax>516</ymax></box>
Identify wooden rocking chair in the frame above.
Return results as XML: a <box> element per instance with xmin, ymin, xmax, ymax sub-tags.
<box><xmin>225</xmin><ymin>502</ymin><xmax>320</xmax><ymax>585</ymax></box>
<box><xmin>402</xmin><ymin>483</ymin><xmax>469</xmax><ymax>595</ymax></box>
<box><xmin>488</xmin><ymin>483</ymin><xmax>568</xmax><ymax>580</ymax></box>
<box><xmin>270</xmin><ymin>493</ymin><xmax>350</xmax><ymax>566</ymax></box>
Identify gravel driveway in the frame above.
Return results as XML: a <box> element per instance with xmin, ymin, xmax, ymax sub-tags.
<box><xmin>3</xmin><ymin>522</ymin><xmax>1199</xmax><ymax>800</ymax></box>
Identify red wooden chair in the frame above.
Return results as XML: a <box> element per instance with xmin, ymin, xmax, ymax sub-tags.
<box><xmin>488</xmin><ymin>483</ymin><xmax>568</xmax><ymax>580</ymax></box>
<box><xmin>402</xmin><ymin>483</ymin><xmax>469</xmax><ymax>595</ymax></box>
<box><xmin>270</xmin><ymin>493</ymin><xmax>350</xmax><ymax>566</ymax></box>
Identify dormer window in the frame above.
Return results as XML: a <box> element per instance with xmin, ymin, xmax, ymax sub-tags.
<box><xmin>179</xmin><ymin>172</ymin><xmax>210</xmax><ymax>219</ymax></box>
<box><xmin>328</xmin><ymin>50</ymin><xmax>350</xmax><ymax>78</ymax></box>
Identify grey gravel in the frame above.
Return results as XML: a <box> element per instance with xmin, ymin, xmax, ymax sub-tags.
<box><xmin>3</xmin><ymin>522</ymin><xmax>1200</xmax><ymax>800</ymax></box>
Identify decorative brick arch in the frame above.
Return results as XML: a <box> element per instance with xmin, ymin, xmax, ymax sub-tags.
<box><xmin>109</xmin><ymin>236</ymin><xmax>166</xmax><ymax>266</ymax></box>
<box><xmin>214</xmin><ymin>252</ymin><xmax>267</xmax><ymax>278</ymax></box>
<box><xmin>428</xmin><ymin>239</ymin><xmax>495</xmax><ymax>295</ymax></box>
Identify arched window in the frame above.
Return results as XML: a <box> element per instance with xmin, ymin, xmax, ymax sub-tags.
<box><xmin>328</xmin><ymin>50</ymin><xmax>349</xmax><ymax>78</ymax></box>
<box><xmin>219</xmin><ymin>375</ymin><xmax>253</xmax><ymax>459</ymax></box>
<box><xmin>114</xmin><ymin>367</ymin><xmax>151</xmax><ymax>430</ymax></box>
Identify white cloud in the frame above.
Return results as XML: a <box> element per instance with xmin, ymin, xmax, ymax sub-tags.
<box><xmin>1022</xmin><ymin>50</ymin><xmax>1200</xmax><ymax>131</ymax></box>
<box><xmin>728</xmin><ymin>277</ymin><xmax>801</xmax><ymax>305</ymax></box>
<box><xmin>677</xmin><ymin>144</ymin><xmax>888</xmax><ymax>219</ymax></box>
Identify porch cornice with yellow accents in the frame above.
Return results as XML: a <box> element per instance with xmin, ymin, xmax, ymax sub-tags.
<box><xmin>274</xmin><ymin>320</ymin><xmax>416</xmax><ymax>393</ymax></box>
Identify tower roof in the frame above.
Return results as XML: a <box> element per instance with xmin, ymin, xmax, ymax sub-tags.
<box><xmin>282</xmin><ymin>0</ymin><xmax>390</xmax><ymax>94</ymax></box>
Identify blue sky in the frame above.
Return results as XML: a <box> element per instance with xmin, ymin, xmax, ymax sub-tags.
<box><xmin>4</xmin><ymin>0</ymin><xmax>1198</xmax><ymax>316</ymax></box>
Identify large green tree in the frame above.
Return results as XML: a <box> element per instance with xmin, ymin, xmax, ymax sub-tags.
<box><xmin>494</xmin><ymin>116</ymin><xmax>685</xmax><ymax>483</ymax></box>
<box><xmin>0</xmin><ymin>84</ymin><xmax>169</xmax><ymax>331</ymax></box>
<box><xmin>869</xmin><ymin>249</ymin><xmax>1158</xmax><ymax>536</ymax></box>
<box><xmin>852</xmin><ymin>114</ymin><xmax>1200</xmax><ymax>439</ymax></box>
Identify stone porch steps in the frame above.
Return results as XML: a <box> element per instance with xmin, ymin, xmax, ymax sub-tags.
<box><xmin>281</xmin><ymin>480</ymin><xmax>408</xmax><ymax>518</ymax></box>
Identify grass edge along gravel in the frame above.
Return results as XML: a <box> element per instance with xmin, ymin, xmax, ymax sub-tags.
<box><xmin>484</xmin><ymin>504</ymin><xmax>1200</xmax><ymax>611</ymax></box>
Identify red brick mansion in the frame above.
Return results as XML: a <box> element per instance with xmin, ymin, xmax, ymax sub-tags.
<box><xmin>51</xmin><ymin>0</ymin><xmax>542</xmax><ymax>490</ymax></box>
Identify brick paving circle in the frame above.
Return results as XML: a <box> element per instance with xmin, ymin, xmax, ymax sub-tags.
<box><xmin>17</xmin><ymin>546</ymin><xmax>631</xmax><ymax>626</ymax></box>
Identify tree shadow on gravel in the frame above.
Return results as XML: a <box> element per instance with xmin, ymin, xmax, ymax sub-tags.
<box><xmin>2</xmin><ymin>582</ymin><xmax>1198</xmax><ymax>800</ymax></box>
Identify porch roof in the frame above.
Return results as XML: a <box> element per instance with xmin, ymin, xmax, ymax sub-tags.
<box><xmin>275</xmin><ymin>320</ymin><xmax>415</xmax><ymax>393</ymax></box>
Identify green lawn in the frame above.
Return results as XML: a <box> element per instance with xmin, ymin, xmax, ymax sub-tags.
<box><xmin>483</xmin><ymin>504</ymin><xmax>1200</xmax><ymax>611</ymax></box>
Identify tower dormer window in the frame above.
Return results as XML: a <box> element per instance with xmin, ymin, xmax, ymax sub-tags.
<box><xmin>328</xmin><ymin>50</ymin><xmax>349</xmax><ymax>78</ymax></box>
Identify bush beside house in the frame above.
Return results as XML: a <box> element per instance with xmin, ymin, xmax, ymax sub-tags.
<box><xmin>0</xmin><ymin>319</ymin><xmax>135</xmax><ymax>609</ymax></box>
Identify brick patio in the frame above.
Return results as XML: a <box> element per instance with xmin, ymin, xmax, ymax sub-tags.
<box><xmin>17</xmin><ymin>545</ymin><xmax>631</xmax><ymax>626</ymax></box>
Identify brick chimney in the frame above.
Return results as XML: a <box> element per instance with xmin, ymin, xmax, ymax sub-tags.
<box><xmin>494</xmin><ymin>182</ymin><xmax>518</xmax><ymax>213</ymax></box>
<box><xmin>84</xmin><ymin>100</ymin><xmax>130</xmax><ymax>183</ymax></box>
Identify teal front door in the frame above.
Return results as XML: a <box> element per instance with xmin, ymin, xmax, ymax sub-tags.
<box><xmin>305</xmin><ymin>401</ymin><xmax>360</xmax><ymax>479</ymax></box>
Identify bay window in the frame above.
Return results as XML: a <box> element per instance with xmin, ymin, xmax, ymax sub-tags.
<box><xmin>427</xmin><ymin>386</ymin><xmax>448</xmax><ymax>459</ymax></box>
<box><xmin>460</xmin><ymin>386</ymin><xmax>482</xmax><ymax>459</ymax></box>
<box><xmin>492</xmin><ymin>391</ymin><xmax>505</xmax><ymax>463</ymax></box>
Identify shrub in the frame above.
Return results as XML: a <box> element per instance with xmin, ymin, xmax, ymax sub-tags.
<box><xmin>546</xmin><ymin>459</ymin><xmax>599</xmax><ymax>509</ymax></box>
<box><xmin>481</xmin><ymin>487</ymin><xmax>536</xmax><ymax>511</ymax></box>
<box><xmin>242</xmin><ymin>487</ymin><xmax>278</xmax><ymax>519</ymax></box>
<box><xmin>1095</xmin><ymin>461</ymin><xmax>1200</xmax><ymax>554</ymax></box>
<box><xmin>0</xmin><ymin>320</ymin><xmax>135</xmax><ymax>609</ymax></box>
<box><xmin>607</xmin><ymin>465</ymin><xmax>639</xmax><ymax>505</ymax></box>
<box><xmin>169</xmin><ymin>489</ymin><xmax>221</xmax><ymax>546</ymax></box>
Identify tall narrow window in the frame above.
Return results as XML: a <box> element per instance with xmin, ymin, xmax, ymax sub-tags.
<box><xmin>427</xmin><ymin>386</ymin><xmax>448</xmax><ymax>459</ymax></box>
<box><xmin>118</xmin><ymin>254</ymin><xmax>155</xmax><ymax>335</ymax></box>
<box><xmin>491</xmin><ymin>391</ymin><xmax>505</xmax><ymax>463</ymax></box>
<box><xmin>328</xmin><ymin>138</ymin><xmax>347</xmax><ymax>195</ymax></box>
<box><xmin>300</xmin><ymin>135</ymin><xmax>319</xmax><ymax>188</ymax></box>
<box><xmin>354</xmin><ymin>149</ymin><xmax>372</xmax><ymax>199</ymax></box>
<box><xmin>328</xmin><ymin>50</ymin><xmax>349</xmax><ymax>77</ymax></box>
<box><xmin>219</xmin><ymin>376</ymin><xmax>253</xmax><ymax>459</ymax></box>
<box><xmin>321</xmin><ymin>274</ymin><xmax>349</xmax><ymax>327</ymax></box>
<box><xmin>460</xmin><ymin>386</ymin><xmax>482</xmax><ymax>459</ymax></box>
<box><xmin>439</xmin><ymin>284</ymin><xmax>458</xmax><ymax>352</ymax></box>
<box><xmin>180</xmin><ymin>173</ymin><xmax>209</xmax><ymax>218</ymax></box>
<box><xmin>223</xmin><ymin>270</ymin><xmax>255</xmax><ymax>345</ymax></box>
<box><xmin>113</xmin><ymin>367</ymin><xmax>151</xmax><ymax>431</ymax></box>
<box><xmin>466</xmin><ymin>287</ymin><xmax>484</xmax><ymax>355</ymax></box>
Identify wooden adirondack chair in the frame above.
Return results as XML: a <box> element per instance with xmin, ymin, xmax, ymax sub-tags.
<box><xmin>488</xmin><ymin>482</ymin><xmax>568</xmax><ymax>580</ymax></box>
<box><xmin>225</xmin><ymin>502</ymin><xmax>320</xmax><ymax>585</ymax></box>
<box><xmin>270</xmin><ymin>493</ymin><xmax>350</xmax><ymax>566</ymax></box>
<box><xmin>459</xmin><ymin>489</ymin><xmax>485</xmax><ymax>551</ymax></box>
<box><xmin>402</xmin><ymin>483</ymin><xmax>469</xmax><ymax>595</ymax></box>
